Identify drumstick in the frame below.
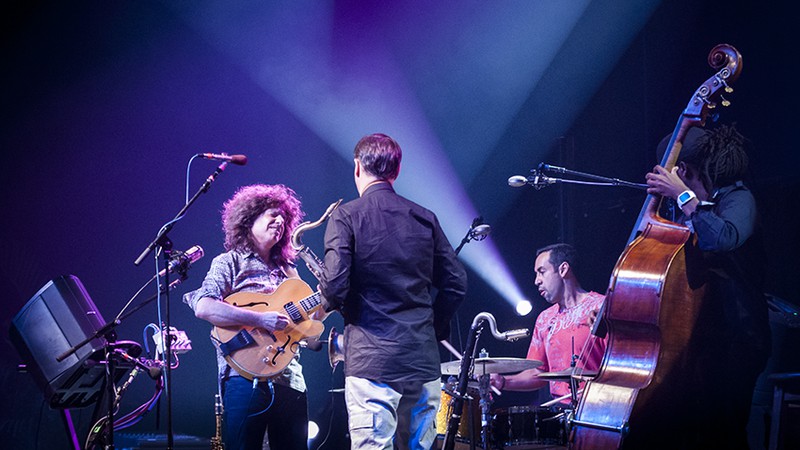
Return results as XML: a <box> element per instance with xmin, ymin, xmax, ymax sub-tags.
<box><xmin>540</xmin><ymin>388</ymin><xmax>583</xmax><ymax>408</ymax></box>
<box><xmin>439</xmin><ymin>340</ymin><xmax>502</xmax><ymax>396</ymax></box>
<box><xmin>440</xmin><ymin>339</ymin><xmax>462</xmax><ymax>359</ymax></box>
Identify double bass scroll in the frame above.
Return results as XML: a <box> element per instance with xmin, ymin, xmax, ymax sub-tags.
<box><xmin>570</xmin><ymin>44</ymin><xmax>743</xmax><ymax>449</ymax></box>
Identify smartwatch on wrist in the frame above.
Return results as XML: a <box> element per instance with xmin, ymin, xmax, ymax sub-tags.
<box><xmin>676</xmin><ymin>190</ymin><xmax>696</xmax><ymax>209</ymax></box>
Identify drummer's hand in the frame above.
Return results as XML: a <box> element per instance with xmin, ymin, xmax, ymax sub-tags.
<box><xmin>490</xmin><ymin>373</ymin><xmax>506</xmax><ymax>391</ymax></box>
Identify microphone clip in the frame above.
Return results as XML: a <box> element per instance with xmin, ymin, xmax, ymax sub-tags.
<box><xmin>468</xmin><ymin>217</ymin><xmax>491</xmax><ymax>241</ymax></box>
<box><xmin>161</xmin><ymin>245</ymin><xmax>204</xmax><ymax>279</ymax></box>
<box><xmin>455</xmin><ymin>216</ymin><xmax>491</xmax><ymax>255</ymax></box>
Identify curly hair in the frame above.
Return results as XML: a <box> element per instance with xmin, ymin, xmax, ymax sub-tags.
<box><xmin>221</xmin><ymin>184</ymin><xmax>304</xmax><ymax>267</ymax></box>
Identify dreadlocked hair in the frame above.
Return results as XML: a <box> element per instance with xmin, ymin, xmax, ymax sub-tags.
<box><xmin>690</xmin><ymin>124</ymin><xmax>750</xmax><ymax>190</ymax></box>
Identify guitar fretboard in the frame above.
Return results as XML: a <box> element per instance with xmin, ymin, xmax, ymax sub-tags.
<box><xmin>284</xmin><ymin>291</ymin><xmax>322</xmax><ymax>323</ymax></box>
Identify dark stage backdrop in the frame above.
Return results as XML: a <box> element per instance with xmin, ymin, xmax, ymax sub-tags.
<box><xmin>2</xmin><ymin>1</ymin><xmax>797</xmax><ymax>449</ymax></box>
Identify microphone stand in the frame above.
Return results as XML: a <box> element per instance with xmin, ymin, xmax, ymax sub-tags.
<box><xmin>538</xmin><ymin>163</ymin><xmax>648</xmax><ymax>190</ymax></box>
<box><xmin>454</xmin><ymin>217</ymin><xmax>489</xmax><ymax>255</ymax></box>
<box><xmin>55</xmin><ymin>275</ymin><xmax>189</xmax><ymax>450</ymax></box>
<box><xmin>132</xmin><ymin>161</ymin><xmax>228</xmax><ymax>450</ymax></box>
<box><xmin>134</xmin><ymin>162</ymin><xmax>227</xmax><ymax>266</ymax></box>
<box><xmin>443</xmin><ymin>316</ymin><xmax>485</xmax><ymax>450</ymax></box>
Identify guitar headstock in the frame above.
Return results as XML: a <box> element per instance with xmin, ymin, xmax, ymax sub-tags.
<box><xmin>683</xmin><ymin>44</ymin><xmax>743</xmax><ymax>124</ymax></box>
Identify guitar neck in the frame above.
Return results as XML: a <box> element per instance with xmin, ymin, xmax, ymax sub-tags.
<box><xmin>284</xmin><ymin>290</ymin><xmax>323</xmax><ymax>324</ymax></box>
<box><xmin>299</xmin><ymin>291</ymin><xmax>322</xmax><ymax>314</ymax></box>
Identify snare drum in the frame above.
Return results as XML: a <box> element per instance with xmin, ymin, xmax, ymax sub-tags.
<box><xmin>435</xmin><ymin>384</ymin><xmax>480</xmax><ymax>440</ymax></box>
<box><xmin>491</xmin><ymin>405</ymin><xmax>568</xmax><ymax>448</ymax></box>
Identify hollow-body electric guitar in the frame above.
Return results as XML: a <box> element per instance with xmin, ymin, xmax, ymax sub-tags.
<box><xmin>213</xmin><ymin>278</ymin><xmax>324</xmax><ymax>380</ymax></box>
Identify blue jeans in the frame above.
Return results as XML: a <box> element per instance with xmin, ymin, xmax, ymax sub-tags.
<box><xmin>223</xmin><ymin>376</ymin><xmax>308</xmax><ymax>450</ymax></box>
<box><xmin>345</xmin><ymin>376</ymin><xmax>441</xmax><ymax>450</ymax></box>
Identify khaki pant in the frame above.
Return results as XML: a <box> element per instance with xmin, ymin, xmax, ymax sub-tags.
<box><xmin>345</xmin><ymin>376</ymin><xmax>441</xmax><ymax>450</ymax></box>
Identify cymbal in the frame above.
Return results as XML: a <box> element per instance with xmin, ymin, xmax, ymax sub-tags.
<box><xmin>441</xmin><ymin>357</ymin><xmax>542</xmax><ymax>376</ymax></box>
<box><xmin>536</xmin><ymin>368</ymin><xmax>599</xmax><ymax>382</ymax></box>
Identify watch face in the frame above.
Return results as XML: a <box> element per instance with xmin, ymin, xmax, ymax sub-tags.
<box><xmin>678</xmin><ymin>192</ymin><xmax>691</xmax><ymax>203</ymax></box>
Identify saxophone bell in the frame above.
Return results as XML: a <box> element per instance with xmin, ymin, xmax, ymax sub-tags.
<box><xmin>327</xmin><ymin>326</ymin><xmax>345</xmax><ymax>371</ymax></box>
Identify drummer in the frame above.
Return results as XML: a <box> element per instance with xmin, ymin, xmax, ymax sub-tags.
<box><xmin>490</xmin><ymin>243</ymin><xmax>606</xmax><ymax>405</ymax></box>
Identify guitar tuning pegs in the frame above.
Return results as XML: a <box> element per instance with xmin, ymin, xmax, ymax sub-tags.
<box><xmin>721</xmin><ymin>96</ymin><xmax>731</xmax><ymax>107</ymax></box>
<box><xmin>724</xmin><ymin>86</ymin><xmax>734</xmax><ymax>93</ymax></box>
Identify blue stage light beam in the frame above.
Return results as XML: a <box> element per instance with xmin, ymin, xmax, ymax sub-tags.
<box><xmin>162</xmin><ymin>2</ymin><xmax>657</xmax><ymax>311</ymax></box>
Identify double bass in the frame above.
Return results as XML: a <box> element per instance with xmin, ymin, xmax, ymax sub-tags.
<box><xmin>570</xmin><ymin>44</ymin><xmax>743</xmax><ymax>449</ymax></box>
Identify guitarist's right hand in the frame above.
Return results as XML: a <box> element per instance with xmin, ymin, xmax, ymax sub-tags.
<box><xmin>260</xmin><ymin>312</ymin><xmax>290</xmax><ymax>332</ymax></box>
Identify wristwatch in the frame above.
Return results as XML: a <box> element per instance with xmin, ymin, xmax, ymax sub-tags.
<box><xmin>676</xmin><ymin>190</ymin><xmax>697</xmax><ymax>209</ymax></box>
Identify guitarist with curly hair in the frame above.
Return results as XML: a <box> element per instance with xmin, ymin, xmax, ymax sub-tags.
<box><xmin>184</xmin><ymin>183</ymin><xmax>317</xmax><ymax>450</ymax></box>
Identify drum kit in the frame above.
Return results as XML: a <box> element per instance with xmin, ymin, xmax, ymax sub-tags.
<box><xmin>437</xmin><ymin>357</ymin><xmax>596</xmax><ymax>450</ymax></box>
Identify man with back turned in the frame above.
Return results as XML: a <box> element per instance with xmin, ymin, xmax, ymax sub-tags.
<box><xmin>319</xmin><ymin>133</ymin><xmax>468</xmax><ymax>450</ymax></box>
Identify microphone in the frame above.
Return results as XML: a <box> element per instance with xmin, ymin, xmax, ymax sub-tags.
<box><xmin>198</xmin><ymin>153</ymin><xmax>248</xmax><ymax>166</ymax></box>
<box><xmin>300</xmin><ymin>338</ymin><xmax>324</xmax><ymax>352</ymax></box>
<box><xmin>114</xmin><ymin>349</ymin><xmax>163</xmax><ymax>380</ymax></box>
<box><xmin>469</xmin><ymin>224</ymin><xmax>491</xmax><ymax>239</ymax></box>
<box><xmin>508</xmin><ymin>175</ymin><xmax>529</xmax><ymax>187</ymax></box>
<box><xmin>500</xmin><ymin>328</ymin><xmax>530</xmax><ymax>342</ymax></box>
<box><xmin>508</xmin><ymin>171</ymin><xmax>557</xmax><ymax>190</ymax></box>
<box><xmin>159</xmin><ymin>245</ymin><xmax>204</xmax><ymax>277</ymax></box>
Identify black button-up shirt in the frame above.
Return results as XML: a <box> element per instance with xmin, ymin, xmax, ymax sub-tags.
<box><xmin>320</xmin><ymin>182</ymin><xmax>467</xmax><ymax>382</ymax></box>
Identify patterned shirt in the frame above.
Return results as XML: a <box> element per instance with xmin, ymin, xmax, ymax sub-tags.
<box><xmin>526</xmin><ymin>292</ymin><xmax>606</xmax><ymax>401</ymax></box>
<box><xmin>182</xmin><ymin>250</ymin><xmax>306</xmax><ymax>392</ymax></box>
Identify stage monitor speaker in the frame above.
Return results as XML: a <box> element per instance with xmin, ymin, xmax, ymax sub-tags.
<box><xmin>10</xmin><ymin>275</ymin><xmax>111</xmax><ymax>408</ymax></box>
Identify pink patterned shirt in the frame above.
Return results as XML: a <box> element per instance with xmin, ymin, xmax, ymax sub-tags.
<box><xmin>526</xmin><ymin>291</ymin><xmax>606</xmax><ymax>402</ymax></box>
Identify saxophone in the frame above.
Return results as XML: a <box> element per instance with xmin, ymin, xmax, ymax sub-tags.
<box><xmin>210</xmin><ymin>394</ymin><xmax>224</xmax><ymax>450</ymax></box>
<box><xmin>291</xmin><ymin>198</ymin><xmax>342</xmax><ymax>281</ymax></box>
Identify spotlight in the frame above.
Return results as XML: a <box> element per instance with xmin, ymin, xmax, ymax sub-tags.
<box><xmin>308</xmin><ymin>420</ymin><xmax>319</xmax><ymax>440</ymax></box>
<box><xmin>515</xmin><ymin>300</ymin><xmax>533</xmax><ymax>316</ymax></box>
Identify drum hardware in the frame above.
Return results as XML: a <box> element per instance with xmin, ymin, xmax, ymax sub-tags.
<box><xmin>540</xmin><ymin>389</ymin><xmax>584</xmax><ymax>408</ymax></box>
<box><xmin>535</xmin><ymin>368</ymin><xmax>599</xmax><ymax>382</ymax></box>
<box><xmin>491</xmin><ymin>405</ymin><xmax>571</xmax><ymax>448</ymax></box>
<box><xmin>440</xmin><ymin>339</ymin><xmax>504</xmax><ymax>398</ymax></box>
<box><xmin>436</xmin><ymin>377</ymin><xmax>481</xmax><ymax>442</ymax></box>
<box><xmin>442</xmin><ymin>312</ymin><xmax>531</xmax><ymax>450</ymax></box>
<box><xmin>441</xmin><ymin>357</ymin><xmax>542</xmax><ymax>376</ymax></box>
